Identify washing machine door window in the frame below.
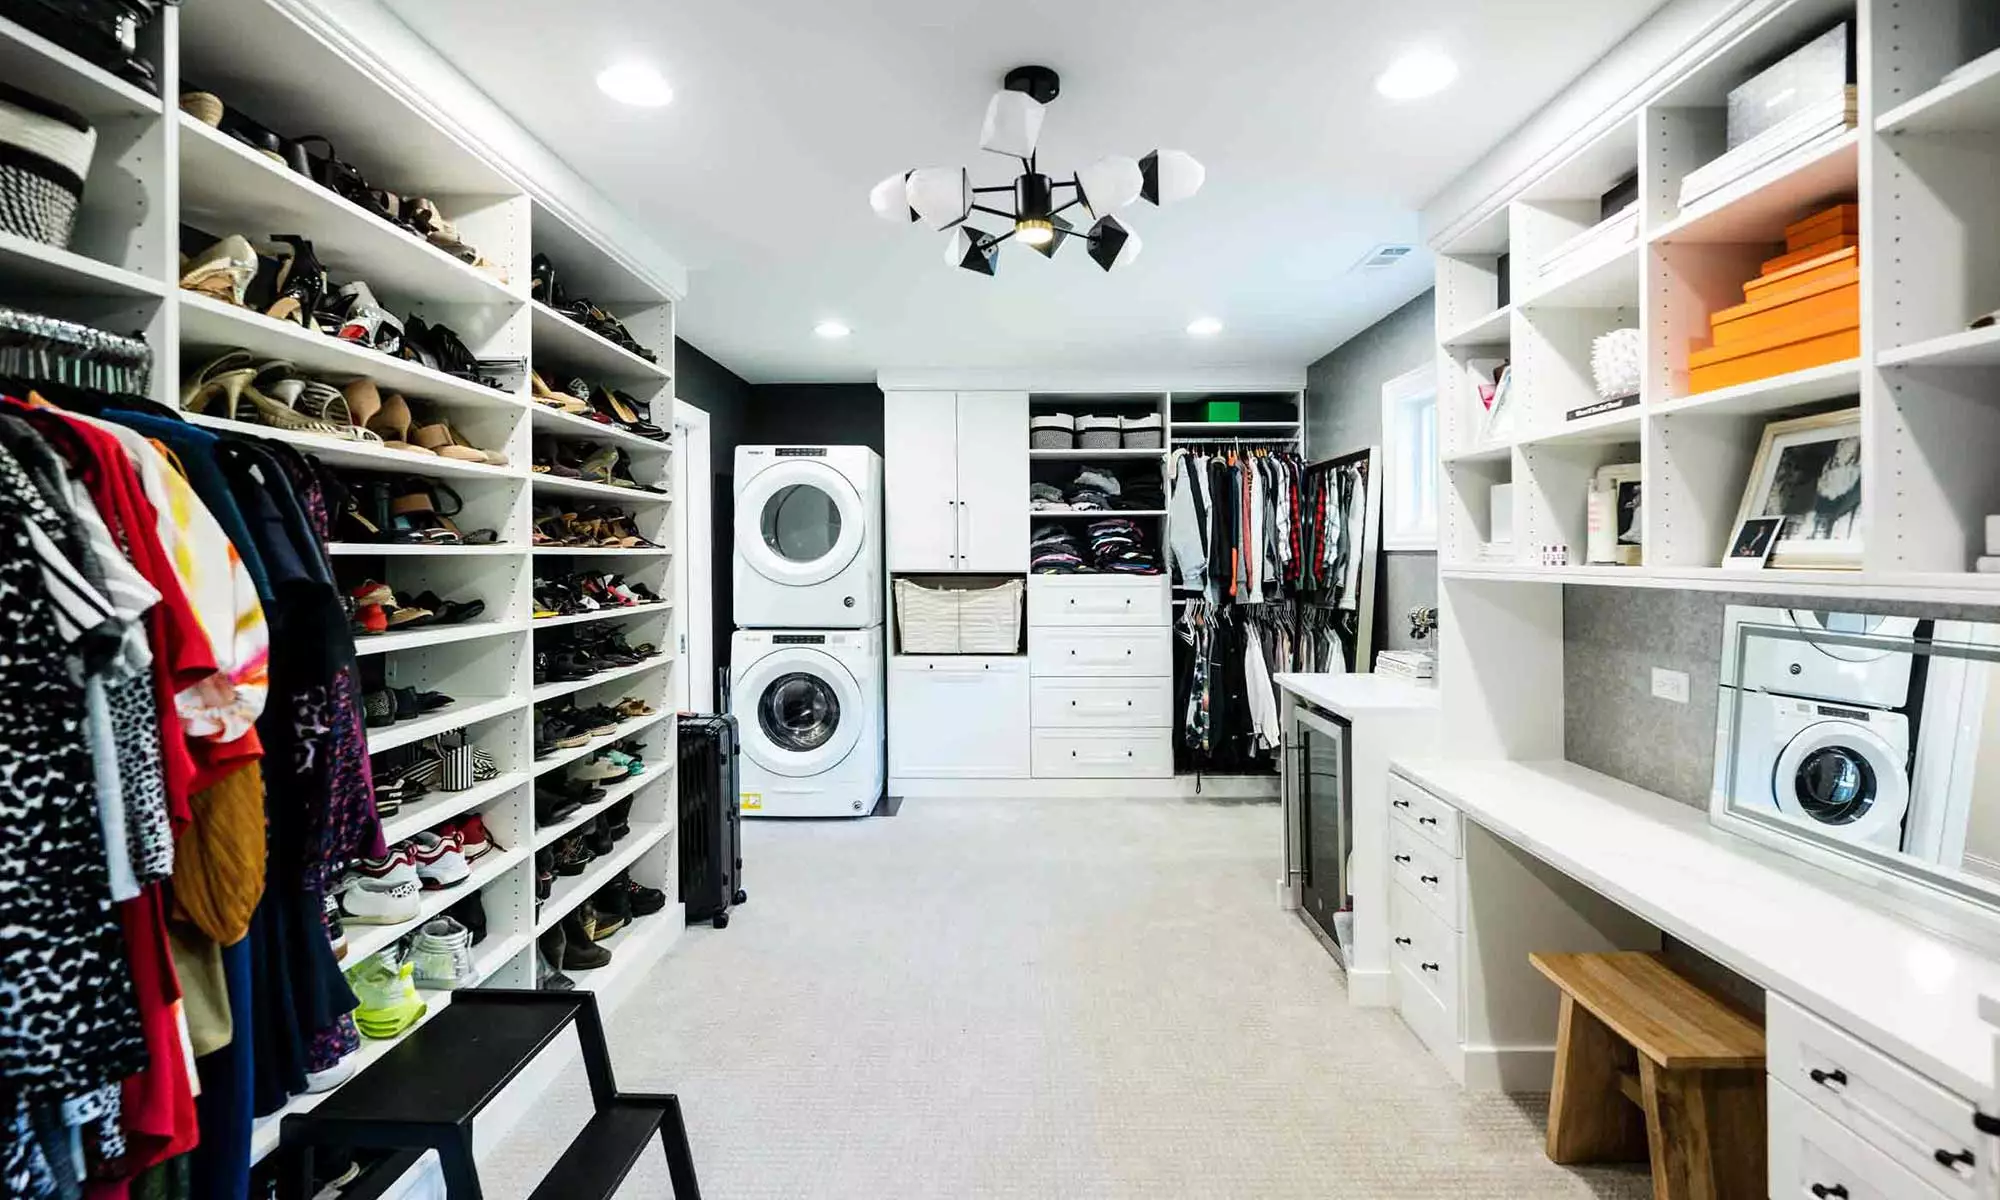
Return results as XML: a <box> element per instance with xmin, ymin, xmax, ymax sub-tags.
<box><xmin>738</xmin><ymin>460</ymin><xmax>864</xmax><ymax>588</ymax></box>
<box><xmin>1771</xmin><ymin>718</ymin><xmax>1909</xmax><ymax>843</ymax></box>
<box><xmin>738</xmin><ymin>648</ymin><xmax>862</xmax><ymax>777</ymax></box>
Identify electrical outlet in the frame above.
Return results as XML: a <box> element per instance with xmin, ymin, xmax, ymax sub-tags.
<box><xmin>1652</xmin><ymin>668</ymin><xmax>1690</xmax><ymax>704</ymax></box>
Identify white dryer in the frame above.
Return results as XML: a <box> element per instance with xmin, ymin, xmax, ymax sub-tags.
<box><xmin>1721</xmin><ymin>606</ymin><xmax>1919</xmax><ymax>708</ymax></box>
<box><xmin>731</xmin><ymin>627</ymin><xmax>883</xmax><ymax>818</ymax></box>
<box><xmin>1714</xmin><ymin>688</ymin><xmax>1910</xmax><ymax>851</ymax></box>
<box><xmin>734</xmin><ymin>445</ymin><xmax>882</xmax><ymax>629</ymax></box>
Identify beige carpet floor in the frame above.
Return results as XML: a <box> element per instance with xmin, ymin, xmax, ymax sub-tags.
<box><xmin>480</xmin><ymin>796</ymin><xmax>1650</xmax><ymax>1198</ymax></box>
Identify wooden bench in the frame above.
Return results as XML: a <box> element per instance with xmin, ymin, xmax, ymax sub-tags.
<box><xmin>1530</xmin><ymin>951</ymin><xmax>1765</xmax><ymax>1200</ymax></box>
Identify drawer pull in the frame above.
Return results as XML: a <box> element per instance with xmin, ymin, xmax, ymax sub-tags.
<box><xmin>1809</xmin><ymin>1068</ymin><xmax>1847</xmax><ymax>1091</ymax></box>
<box><xmin>1809</xmin><ymin>1186</ymin><xmax>1847</xmax><ymax>1199</ymax></box>
<box><xmin>1419</xmin><ymin>874</ymin><xmax>1439</xmax><ymax>885</ymax></box>
<box><xmin>1934</xmin><ymin>1147</ymin><xmax>1975</xmax><ymax>1171</ymax></box>
<box><xmin>1392</xmin><ymin>799</ymin><xmax>1410</xmax><ymax>809</ymax></box>
<box><xmin>1418</xmin><ymin>816</ymin><xmax>1438</xmax><ymax>826</ymax></box>
<box><xmin>1420</xmin><ymin>962</ymin><xmax>1439</xmax><ymax>973</ymax></box>
<box><xmin>1975</xmin><ymin>1112</ymin><xmax>2000</xmax><ymax>1136</ymax></box>
<box><xmin>1393</xmin><ymin>936</ymin><xmax>1411</xmax><ymax>946</ymax></box>
<box><xmin>1393</xmin><ymin>854</ymin><xmax>1411</xmax><ymax>864</ymax></box>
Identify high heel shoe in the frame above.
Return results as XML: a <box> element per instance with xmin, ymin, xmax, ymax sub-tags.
<box><xmin>332</xmin><ymin>281</ymin><xmax>404</xmax><ymax>352</ymax></box>
<box><xmin>531</xmin><ymin>370</ymin><xmax>589</xmax><ymax>414</ymax></box>
<box><xmin>179</xmin><ymin>235</ymin><xmax>257</xmax><ymax>305</ymax></box>
<box><xmin>364</xmin><ymin>390</ymin><xmax>437</xmax><ymax>456</ymax></box>
<box><xmin>262</xmin><ymin>234</ymin><xmax>328</xmax><ymax>326</ymax></box>
<box><xmin>412</xmin><ymin>418</ymin><xmax>507</xmax><ymax>466</ymax></box>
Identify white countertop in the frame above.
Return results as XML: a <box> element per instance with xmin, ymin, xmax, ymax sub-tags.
<box><xmin>1394</xmin><ymin>757</ymin><xmax>2000</xmax><ymax>1102</ymax></box>
<box><xmin>1274</xmin><ymin>672</ymin><xmax>1439</xmax><ymax>716</ymax></box>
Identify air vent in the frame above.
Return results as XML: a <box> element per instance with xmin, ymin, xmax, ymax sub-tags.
<box><xmin>1353</xmin><ymin>243</ymin><xmax>1416</xmax><ymax>271</ymax></box>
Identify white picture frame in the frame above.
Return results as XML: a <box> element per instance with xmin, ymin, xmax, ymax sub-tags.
<box><xmin>1725</xmin><ymin>407</ymin><xmax>1863</xmax><ymax>570</ymax></box>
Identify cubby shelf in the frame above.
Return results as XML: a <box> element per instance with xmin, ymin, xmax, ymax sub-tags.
<box><xmin>345</xmin><ymin>844</ymin><xmax>531</xmax><ymax>965</ymax></box>
<box><xmin>531</xmin><ymin>769</ymin><xmax>667</xmax><ymax>851</ymax></box>
<box><xmin>532</xmin><ymin>602</ymin><xmax>673</xmax><ymax>630</ymax></box>
<box><xmin>329</xmin><ymin>543</ymin><xmax>522</xmax><ymax>558</ymax></box>
<box><xmin>1652</xmin><ymin>359</ymin><xmax>1863</xmax><ymax>417</ymax></box>
<box><xmin>528</xmin><ymin>402</ymin><xmax>675</xmax><ymax>453</ymax></box>
<box><xmin>0</xmin><ymin>231</ymin><xmax>166</xmax><ymax>299</ymax></box>
<box><xmin>350</xmin><ymin>619</ymin><xmax>526</xmax><ymax>657</ymax></box>
<box><xmin>1516</xmin><ymin>242</ymin><xmax>1640</xmax><ymax>309</ymax></box>
<box><xmin>534</xmin><ymin>823</ymin><xmax>673</xmax><ymax>935</ymax></box>
<box><xmin>380</xmin><ymin>771</ymin><xmax>531</xmax><ymax>846</ymax></box>
<box><xmin>533</xmin><ymin>545</ymin><xmax>673</xmax><ymax>558</ymax></box>
<box><xmin>1650</xmin><ymin>131</ymin><xmax>1859</xmax><ymax>245</ymax></box>
<box><xmin>1441</xmin><ymin>563</ymin><xmax>2000</xmax><ymax>607</ymax></box>
<box><xmin>1441</xmin><ymin>306</ymin><xmax>1513</xmax><ymax>349</ymax></box>
<box><xmin>181</xmin><ymin>412</ymin><xmax>521</xmax><ymax>481</ymax></box>
<box><xmin>562</xmin><ymin>911</ymin><xmax>682</xmax><ymax>998</ymax></box>
<box><xmin>1877</xmin><ymin>49</ymin><xmax>2000</xmax><ymax>136</ymax></box>
<box><xmin>531</xmin><ymin>655</ymin><xmax>673</xmax><ymax>705</ymax></box>
<box><xmin>368</xmin><ymin>696</ymin><xmax>526</xmax><ymax>755</ymax></box>
<box><xmin>0</xmin><ymin>15</ymin><xmax>163</xmax><ymax>118</ymax></box>
<box><xmin>531</xmin><ymin>474</ymin><xmax>673</xmax><ymax>504</ymax></box>
<box><xmin>532</xmin><ymin>709</ymin><xmax>671</xmax><ymax>778</ymax></box>
<box><xmin>1878</xmin><ymin>326</ymin><xmax>2000</xmax><ymax>370</ymax></box>
<box><xmin>529</xmin><ymin>300</ymin><xmax>673</xmax><ymax>383</ymax></box>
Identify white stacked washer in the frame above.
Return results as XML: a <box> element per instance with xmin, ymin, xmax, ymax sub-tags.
<box><xmin>730</xmin><ymin>446</ymin><xmax>885</xmax><ymax>817</ymax></box>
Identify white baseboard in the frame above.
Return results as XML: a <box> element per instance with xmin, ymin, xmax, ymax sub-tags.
<box><xmin>1460</xmin><ymin>1043</ymin><xmax>1557</xmax><ymax>1093</ymax></box>
<box><xmin>890</xmin><ymin>774</ymin><xmax>1280</xmax><ymax>800</ymax></box>
<box><xmin>1346</xmin><ymin>968</ymin><xmax>1395</xmax><ymax>1008</ymax></box>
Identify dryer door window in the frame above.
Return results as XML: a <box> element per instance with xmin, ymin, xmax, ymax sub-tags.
<box><xmin>737</xmin><ymin>461</ymin><xmax>865</xmax><ymax>588</ymax></box>
<box><xmin>760</xmin><ymin>671</ymin><xmax>842</xmax><ymax>753</ymax></box>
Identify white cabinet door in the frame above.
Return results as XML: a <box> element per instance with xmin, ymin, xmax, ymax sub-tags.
<box><xmin>888</xmin><ymin>657</ymin><xmax>1030</xmax><ymax>778</ymax></box>
<box><xmin>884</xmin><ymin>391</ymin><xmax>960</xmax><ymax>571</ymax></box>
<box><xmin>953</xmin><ymin>390</ymin><xmax>1027</xmax><ymax>571</ymax></box>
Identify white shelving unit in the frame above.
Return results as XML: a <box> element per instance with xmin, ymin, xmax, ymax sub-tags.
<box><xmin>0</xmin><ymin>0</ymin><xmax>687</xmax><ymax>1167</ymax></box>
<box><xmin>1426</xmin><ymin>0</ymin><xmax>2000</xmax><ymax>770</ymax></box>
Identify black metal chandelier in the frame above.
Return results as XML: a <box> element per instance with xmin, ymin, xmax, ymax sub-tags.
<box><xmin>870</xmin><ymin>65</ymin><xmax>1205</xmax><ymax>276</ymax></box>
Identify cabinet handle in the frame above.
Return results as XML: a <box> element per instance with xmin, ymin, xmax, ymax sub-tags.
<box><xmin>1070</xmin><ymin>650</ymin><xmax>1077</xmax><ymax>656</ymax></box>
<box><xmin>1393</xmin><ymin>854</ymin><xmax>1411</xmax><ymax>864</ymax></box>
<box><xmin>1809</xmin><ymin>1068</ymin><xmax>1847</xmax><ymax>1091</ymax></box>
<box><xmin>1125</xmin><ymin>700</ymin><xmax>1132</xmax><ymax>706</ymax></box>
<box><xmin>1392</xmin><ymin>799</ymin><xmax>1410</xmax><ymax>809</ymax></box>
<box><xmin>1418</xmin><ymin>816</ymin><xmax>1438</xmax><ymax>826</ymax></box>
<box><xmin>1934</xmin><ymin>1148</ymin><xmax>1975</xmax><ymax>1171</ymax></box>
<box><xmin>1975</xmin><ymin>1112</ymin><xmax>2000</xmax><ymax>1136</ymax></box>
<box><xmin>1810</xmin><ymin>1186</ymin><xmax>1847</xmax><ymax>1199</ymax></box>
<box><xmin>1420</xmin><ymin>874</ymin><xmax>1439</xmax><ymax>885</ymax></box>
<box><xmin>1393</xmin><ymin>936</ymin><xmax>1412</xmax><ymax>946</ymax></box>
<box><xmin>1420</xmin><ymin>962</ymin><xmax>1439</xmax><ymax>973</ymax></box>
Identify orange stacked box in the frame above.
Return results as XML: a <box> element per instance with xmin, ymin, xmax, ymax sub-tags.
<box><xmin>1687</xmin><ymin>202</ymin><xmax>1860</xmax><ymax>393</ymax></box>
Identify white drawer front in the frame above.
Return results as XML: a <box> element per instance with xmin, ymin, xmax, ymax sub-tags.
<box><xmin>1031</xmin><ymin>729</ymin><xmax>1172</xmax><ymax>778</ymax></box>
<box><xmin>1388</xmin><ymin>774</ymin><xmax>1462</xmax><ymax>857</ymax></box>
<box><xmin>1389</xmin><ymin>821</ymin><xmax>1462</xmax><ymax>931</ymax></box>
<box><xmin>1029</xmin><ymin>627</ymin><xmax>1172</xmax><ymax>677</ymax></box>
<box><xmin>1768</xmin><ymin>995</ymin><xmax>1987</xmax><ymax>1200</ymax></box>
<box><xmin>1394</xmin><ymin>958</ymin><xmax>1457</xmax><ymax>1065</ymax></box>
<box><xmin>1772</xmin><ymin>1081</ymin><xmax>1954</xmax><ymax>1200</ymax></box>
<box><xmin>1031</xmin><ymin>677</ymin><xmax>1173</xmax><ymax>728</ymax></box>
<box><xmin>1388</xmin><ymin>878</ymin><xmax>1458</xmax><ymax>1037</ymax></box>
<box><xmin>1027</xmin><ymin>575</ymin><xmax>1170</xmax><ymax>627</ymax></box>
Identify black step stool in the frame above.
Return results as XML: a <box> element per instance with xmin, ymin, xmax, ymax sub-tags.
<box><xmin>280</xmin><ymin>990</ymin><xmax>700</xmax><ymax>1199</ymax></box>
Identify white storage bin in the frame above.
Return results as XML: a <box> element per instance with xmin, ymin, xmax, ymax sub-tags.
<box><xmin>894</xmin><ymin>578</ymin><xmax>1023</xmax><ymax>655</ymax></box>
<box><xmin>1030</xmin><ymin>413</ymin><xmax>1075</xmax><ymax>450</ymax></box>
<box><xmin>1121</xmin><ymin>413</ymin><xmax>1163</xmax><ymax>449</ymax></box>
<box><xmin>1075</xmin><ymin>414</ymin><xmax>1122</xmax><ymax>450</ymax></box>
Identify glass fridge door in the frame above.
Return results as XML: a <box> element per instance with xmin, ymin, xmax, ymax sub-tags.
<box><xmin>1295</xmin><ymin>706</ymin><xmax>1352</xmax><ymax>961</ymax></box>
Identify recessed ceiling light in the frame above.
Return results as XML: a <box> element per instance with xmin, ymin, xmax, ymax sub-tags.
<box><xmin>814</xmin><ymin>320</ymin><xmax>851</xmax><ymax>339</ymax></box>
<box><xmin>1376</xmin><ymin>49</ymin><xmax>1459</xmax><ymax>100</ymax></box>
<box><xmin>597</xmin><ymin>61</ymin><xmax>674</xmax><ymax>108</ymax></box>
<box><xmin>1187</xmin><ymin>317</ymin><xmax>1223</xmax><ymax>337</ymax></box>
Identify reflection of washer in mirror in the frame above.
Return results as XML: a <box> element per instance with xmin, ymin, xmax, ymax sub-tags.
<box><xmin>1718</xmin><ymin>690</ymin><xmax>1910</xmax><ymax>851</ymax></box>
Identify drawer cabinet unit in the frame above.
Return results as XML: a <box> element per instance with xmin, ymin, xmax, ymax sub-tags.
<box><xmin>1388</xmin><ymin>773</ymin><xmax>1462</xmax><ymax>856</ymax></box>
<box><xmin>1028</xmin><ymin>627</ymin><xmax>1172</xmax><ymax>677</ymax></box>
<box><xmin>887</xmin><ymin>656</ymin><xmax>1029</xmax><ymax>779</ymax></box>
<box><xmin>1027</xmin><ymin>575</ymin><xmax>1171</xmax><ymax>627</ymax></box>
<box><xmin>1030</xmin><ymin>729</ymin><xmax>1172</xmax><ymax>778</ymax></box>
<box><xmin>1388</xmin><ymin>878</ymin><xmax>1460</xmax><ymax>1062</ymax></box>
<box><xmin>1031</xmin><ymin>677</ymin><xmax>1173</xmax><ymax>729</ymax></box>
<box><xmin>1389</xmin><ymin>819</ymin><xmax>1462</xmax><ymax>931</ymax></box>
<box><xmin>1771</xmin><ymin>1081</ymin><xmax>1953</xmax><ymax>1200</ymax></box>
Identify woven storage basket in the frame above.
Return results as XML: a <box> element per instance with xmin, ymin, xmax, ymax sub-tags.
<box><xmin>1076</xmin><ymin>415</ymin><xmax>1122</xmax><ymax>450</ymax></box>
<box><xmin>1030</xmin><ymin>413</ymin><xmax>1075</xmax><ymax>450</ymax></box>
<box><xmin>1121</xmin><ymin>413</ymin><xmax>1163</xmax><ymax>449</ymax></box>
<box><xmin>894</xmin><ymin>578</ymin><xmax>1023</xmax><ymax>654</ymax></box>
<box><xmin>0</xmin><ymin>83</ymin><xmax>95</xmax><ymax>249</ymax></box>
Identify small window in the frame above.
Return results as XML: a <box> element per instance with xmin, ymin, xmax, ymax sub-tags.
<box><xmin>1380</xmin><ymin>364</ymin><xmax>1438</xmax><ymax>551</ymax></box>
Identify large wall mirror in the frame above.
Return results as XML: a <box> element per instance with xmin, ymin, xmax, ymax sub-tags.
<box><xmin>1712</xmin><ymin>605</ymin><xmax>2000</xmax><ymax>913</ymax></box>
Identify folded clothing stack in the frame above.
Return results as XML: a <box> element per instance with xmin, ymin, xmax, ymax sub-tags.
<box><xmin>1119</xmin><ymin>471</ymin><xmax>1164</xmax><ymax>511</ymax></box>
<box><xmin>1087</xmin><ymin>518</ymin><xmax>1161</xmax><ymax>574</ymax></box>
<box><xmin>1065</xmin><ymin>466</ymin><xmax>1121</xmax><ymax>511</ymax></box>
<box><xmin>1029</xmin><ymin>481</ymin><xmax>1065</xmax><ymax>511</ymax></box>
<box><xmin>1031</xmin><ymin>523</ymin><xmax>1086</xmax><ymax>573</ymax></box>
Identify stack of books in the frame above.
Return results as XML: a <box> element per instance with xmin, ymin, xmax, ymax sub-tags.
<box><xmin>1535</xmin><ymin>207</ymin><xmax>1638</xmax><ymax>282</ymax></box>
<box><xmin>1375</xmin><ymin>651</ymin><xmax>1436</xmax><ymax>685</ymax></box>
<box><xmin>1686</xmin><ymin>202</ymin><xmax>1860</xmax><ymax>393</ymax></box>
<box><xmin>1681</xmin><ymin>20</ymin><xmax>1856</xmax><ymax>209</ymax></box>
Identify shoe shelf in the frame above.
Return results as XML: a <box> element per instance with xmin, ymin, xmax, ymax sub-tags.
<box><xmin>368</xmin><ymin>695</ymin><xmax>527</xmax><ymax>756</ymax></box>
<box><xmin>470</xmin><ymin>932</ymin><xmax>536</xmax><ymax>987</ymax></box>
<box><xmin>344</xmin><ymin>843</ymin><xmax>530</xmax><ymax>966</ymax></box>
<box><xmin>534</xmin><ymin>822</ymin><xmax>673</xmax><ymax>936</ymax></box>
<box><xmin>528</xmin><ymin>401</ymin><xmax>675</xmax><ymax>456</ymax></box>
<box><xmin>532</xmin><ymin>768</ymin><xmax>669</xmax><ymax>852</ymax></box>
<box><xmin>180</xmin><ymin>412</ymin><xmax>523</xmax><ymax>482</ymax></box>
<box><xmin>532</xmin><ymin>602</ymin><xmax>672</xmax><ymax>630</ymax></box>
<box><xmin>329</xmin><ymin>543</ymin><xmax>523</xmax><ymax>559</ymax></box>
<box><xmin>0</xmin><ymin>13</ymin><xmax>165</xmax><ymax>119</ymax></box>
<box><xmin>179</xmin><ymin>293</ymin><xmax>525</xmax><ymax>414</ymax></box>
<box><xmin>0</xmin><ymin>230</ymin><xmax>167</xmax><ymax>300</ymax></box>
<box><xmin>532</xmin><ymin>655</ymin><xmax>671</xmax><ymax>705</ymax></box>
<box><xmin>380</xmin><ymin>770</ymin><xmax>531</xmax><ymax>847</ymax></box>
<box><xmin>562</xmin><ymin>908</ymin><xmax>684</xmax><ymax>1002</ymax></box>
<box><xmin>530</xmin><ymin>300</ymin><xmax>673</xmax><ymax>385</ymax></box>
<box><xmin>533</xmin><ymin>545</ymin><xmax>673</xmax><ymax>559</ymax></box>
<box><xmin>530</xmin><ymin>474</ymin><xmax>673</xmax><ymax>505</ymax></box>
<box><xmin>352</xmin><ymin>618</ymin><xmax>529</xmax><ymax>658</ymax></box>
<box><xmin>177</xmin><ymin>115</ymin><xmax>523</xmax><ymax>309</ymax></box>
<box><xmin>532</xmin><ymin>709</ymin><xmax>671</xmax><ymax>779</ymax></box>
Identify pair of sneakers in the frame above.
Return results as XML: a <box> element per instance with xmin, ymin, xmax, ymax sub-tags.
<box><xmin>354</xmin><ymin>829</ymin><xmax>471</xmax><ymax>893</ymax></box>
<box><xmin>408</xmin><ymin>916</ymin><xmax>480</xmax><ymax>990</ymax></box>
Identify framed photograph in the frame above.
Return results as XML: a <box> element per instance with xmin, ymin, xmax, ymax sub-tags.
<box><xmin>1726</xmin><ymin>407</ymin><xmax>1862</xmax><ymax>569</ymax></box>
<box><xmin>1724</xmin><ymin>516</ymin><xmax>1784</xmax><ymax>569</ymax></box>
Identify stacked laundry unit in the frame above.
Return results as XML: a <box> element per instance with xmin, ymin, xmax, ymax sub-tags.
<box><xmin>730</xmin><ymin>446</ymin><xmax>886</xmax><ymax>817</ymax></box>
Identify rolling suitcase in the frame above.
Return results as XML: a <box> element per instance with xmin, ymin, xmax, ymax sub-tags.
<box><xmin>678</xmin><ymin>714</ymin><xmax>746</xmax><ymax>928</ymax></box>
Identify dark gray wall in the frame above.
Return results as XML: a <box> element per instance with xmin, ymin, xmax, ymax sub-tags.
<box><xmin>746</xmin><ymin>384</ymin><xmax>884</xmax><ymax>451</ymax></box>
<box><xmin>673</xmin><ymin>338</ymin><xmax>753</xmax><ymax>688</ymax></box>
<box><xmin>1564</xmin><ymin>586</ymin><xmax>2000</xmax><ymax>809</ymax></box>
<box><xmin>1304</xmin><ymin>289</ymin><xmax>1439</xmax><ymax>653</ymax></box>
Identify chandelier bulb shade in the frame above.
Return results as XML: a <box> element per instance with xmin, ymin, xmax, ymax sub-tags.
<box><xmin>906</xmin><ymin>166</ymin><xmax>972</xmax><ymax>230</ymax></box>
<box><xmin>980</xmin><ymin>89</ymin><xmax>1046</xmax><ymax>159</ymax></box>
<box><xmin>869</xmin><ymin>171</ymin><xmax>917</xmax><ymax>223</ymax></box>
<box><xmin>1140</xmin><ymin>149</ymin><xmax>1205</xmax><ymax>205</ymax></box>
<box><xmin>871</xmin><ymin>67</ymin><xmax>1196</xmax><ymax>276</ymax></box>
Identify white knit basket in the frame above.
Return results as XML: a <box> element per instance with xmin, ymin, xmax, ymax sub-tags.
<box><xmin>894</xmin><ymin>578</ymin><xmax>1023</xmax><ymax>654</ymax></box>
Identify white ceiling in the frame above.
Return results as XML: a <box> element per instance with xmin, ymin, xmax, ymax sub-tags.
<box><xmin>385</xmin><ymin>0</ymin><xmax>1668</xmax><ymax>383</ymax></box>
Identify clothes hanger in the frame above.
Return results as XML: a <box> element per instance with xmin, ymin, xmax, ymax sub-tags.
<box><xmin>0</xmin><ymin>307</ymin><xmax>153</xmax><ymax>399</ymax></box>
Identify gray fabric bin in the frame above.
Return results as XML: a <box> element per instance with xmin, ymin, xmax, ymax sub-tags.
<box><xmin>1031</xmin><ymin>413</ymin><xmax>1075</xmax><ymax>450</ymax></box>
<box><xmin>1076</xmin><ymin>415</ymin><xmax>1122</xmax><ymax>450</ymax></box>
